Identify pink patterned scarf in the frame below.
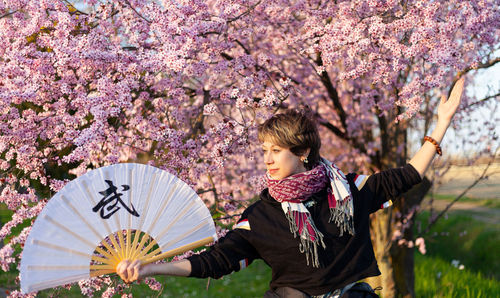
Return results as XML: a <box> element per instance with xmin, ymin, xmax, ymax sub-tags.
<box><xmin>266</xmin><ymin>158</ymin><xmax>354</xmax><ymax>267</ymax></box>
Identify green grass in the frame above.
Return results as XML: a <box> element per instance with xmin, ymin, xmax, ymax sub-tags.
<box><xmin>0</xmin><ymin>204</ymin><xmax>13</xmax><ymax>228</ymax></box>
<box><xmin>426</xmin><ymin>193</ymin><xmax>500</xmax><ymax>209</ymax></box>
<box><xmin>413</xmin><ymin>210</ymin><xmax>500</xmax><ymax>297</ymax></box>
<box><xmin>1</xmin><ymin>204</ymin><xmax>33</xmax><ymax>246</ymax></box>
<box><xmin>415</xmin><ymin>211</ymin><xmax>499</xmax><ymax>279</ymax></box>
<box><xmin>415</xmin><ymin>255</ymin><xmax>499</xmax><ymax>298</ymax></box>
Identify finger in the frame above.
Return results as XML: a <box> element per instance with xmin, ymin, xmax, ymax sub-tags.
<box><xmin>131</xmin><ymin>260</ymin><xmax>141</xmax><ymax>281</ymax></box>
<box><xmin>440</xmin><ymin>93</ymin><xmax>447</xmax><ymax>104</ymax></box>
<box><xmin>449</xmin><ymin>77</ymin><xmax>465</xmax><ymax>101</ymax></box>
<box><xmin>116</xmin><ymin>259</ymin><xmax>128</xmax><ymax>273</ymax></box>
<box><xmin>126</xmin><ymin>262</ymin><xmax>137</xmax><ymax>283</ymax></box>
<box><xmin>116</xmin><ymin>260</ymin><xmax>130</xmax><ymax>280</ymax></box>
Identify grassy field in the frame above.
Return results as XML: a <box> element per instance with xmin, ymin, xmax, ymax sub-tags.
<box><xmin>413</xmin><ymin>211</ymin><xmax>499</xmax><ymax>297</ymax></box>
<box><xmin>1</xmin><ymin>201</ymin><xmax>499</xmax><ymax>297</ymax></box>
<box><xmin>426</xmin><ymin>193</ymin><xmax>500</xmax><ymax>209</ymax></box>
<box><xmin>433</xmin><ymin>163</ymin><xmax>500</xmax><ymax>200</ymax></box>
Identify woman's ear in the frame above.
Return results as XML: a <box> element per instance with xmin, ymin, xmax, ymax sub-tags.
<box><xmin>302</xmin><ymin>148</ymin><xmax>311</xmax><ymax>160</ymax></box>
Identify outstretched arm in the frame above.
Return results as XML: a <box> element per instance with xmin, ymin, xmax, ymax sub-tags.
<box><xmin>409</xmin><ymin>77</ymin><xmax>465</xmax><ymax>178</ymax></box>
<box><xmin>116</xmin><ymin>258</ymin><xmax>192</xmax><ymax>283</ymax></box>
<box><xmin>116</xmin><ymin>223</ymin><xmax>260</xmax><ymax>283</ymax></box>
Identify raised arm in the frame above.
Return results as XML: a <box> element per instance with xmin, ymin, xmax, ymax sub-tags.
<box><xmin>409</xmin><ymin>77</ymin><xmax>465</xmax><ymax>178</ymax></box>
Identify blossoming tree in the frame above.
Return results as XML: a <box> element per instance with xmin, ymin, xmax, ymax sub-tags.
<box><xmin>0</xmin><ymin>0</ymin><xmax>498</xmax><ymax>297</ymax></box>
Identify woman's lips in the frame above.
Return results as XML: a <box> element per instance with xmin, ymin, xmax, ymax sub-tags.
<box><xmin>268</xmin><ymin>169</ymin><xmax>278</xmax><ymax>174</ymax></box>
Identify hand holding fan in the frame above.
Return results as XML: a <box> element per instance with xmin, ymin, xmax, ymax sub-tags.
<box><xmin>20</xmin><ymin>163</ymin><xmax>217</xmax><ymax>293</ymax></box>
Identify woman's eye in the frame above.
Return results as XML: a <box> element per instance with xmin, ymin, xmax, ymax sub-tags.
<box><xmin>272</xmin><ymin>149</ymin><xmax>280</xmax><ymax>153</ymax></box>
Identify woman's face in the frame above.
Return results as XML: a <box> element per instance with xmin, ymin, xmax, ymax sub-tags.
<box><xmin>262</xmin><ymin>140</ymin><xmax>307</xmax><ymax>180</ymax></box>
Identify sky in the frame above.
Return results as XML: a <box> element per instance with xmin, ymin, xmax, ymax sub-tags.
<box><xmin>448</xmin><ymin>60</ymin><xmax>500</xmax><ymax>157</ymax></box>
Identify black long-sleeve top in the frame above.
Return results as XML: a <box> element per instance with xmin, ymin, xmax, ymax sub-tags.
<box><xmin>188</xmin><ymin>164</ymin><xmax>422</xmax><ymax>296</ymax></box>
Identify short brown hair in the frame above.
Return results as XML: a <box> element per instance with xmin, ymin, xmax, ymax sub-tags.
<box><xmin>258</xmin><ymin>108</ymin><xmax>321</xmax><ymax>169</ymax></box>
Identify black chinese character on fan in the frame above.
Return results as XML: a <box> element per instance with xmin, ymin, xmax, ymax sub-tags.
<box><xmin>92</xmin><ymin>180</ymin><xmax>139</xmax><ymax>219</ymax></box>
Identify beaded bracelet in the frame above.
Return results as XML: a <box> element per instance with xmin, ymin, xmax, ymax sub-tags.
<box><xmin>424</xmin><ymin>136</ymin><xmax>442</xmax><ymax>156</ymax></box>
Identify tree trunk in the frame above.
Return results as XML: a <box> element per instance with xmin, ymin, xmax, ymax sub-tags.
<box><xmin>370</xmin><ymin>177</ymin><xmax>431</xmax><ymax>297</ymax></box>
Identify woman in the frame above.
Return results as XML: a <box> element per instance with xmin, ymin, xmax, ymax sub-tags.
<box><xmin>117</xmin><ymin>78</ymin><xmax>464</xmax><ymax>297</ymax></box>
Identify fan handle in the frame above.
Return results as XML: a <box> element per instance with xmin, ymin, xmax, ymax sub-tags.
<box><xmin>141</xmin><ymin>236</ymin><xmax>215</xmax><ymax>265</ymax></box>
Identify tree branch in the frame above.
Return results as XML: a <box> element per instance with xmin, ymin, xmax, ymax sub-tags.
<box><xmin>213</xmin><ymin>213</ymin><xmax>243</xmax><ymax>221</ymax></box>
<box><xmin>228</xmin><ymin>0</ymin><xmax>261</xmax><ymax>23</ymax></box>
<box><xmin>313</xmin><ymin>54</ymin><xmax>370</xmax><ymax>155</ymax></box>
<box><xmin>319</xmin><ymin>121</ymin><xmax>347</xmax><ymax>139</ymax></box>
<box><xmin>185</xmin><ymin>89</ymin><xmax>210</xmax><ymax>140</ymax></box>
<box><xmin>207</xmin><ymin>174</ymin><xmax>219</xmax><ymax>203</ymax></box>
<box><xmin>463</xmin><ymin>57</ymin><xmax>500</xmax><ymax>75</ymax></box>
<box><xmin>448</xmin><ymin>57</ymin><xmax>500</xmax><ymax>96</ymax></box>
<box><xmin>220</xmin><ymin>52</ymin><xmax>233</xmax><ymax>61</ymax></box>
<box><xmin>123</xmin><ymin>0</ymin><xmax>151</xmax><ymax>23</ymax></box>
<box><xmin>314</xmin><ymin>54</ymin><xmax>348</xmax><ymax>132</ymax></box>
<box><xmin>1</xmin><ymin>10</ymin><xmax>18</xmax><ymax>19</ymax></box>
<box><xmin>63</xmin><ymin>0</ymin><xmax>89</xmax><ymax>15</ymax></box>
<box><xmin>196</xmin><ymin>188</ymin><xmax>216</xmax><ymax>195</ymax></box>
<box><xmin>234</xmin><ymin>39</ymin><xmax>251</xmax><ymax>55</ymax></box>
<box><xmin>467</xmin><ymin>92</ymin><xmax>500</xmax><ymax>108</ymax></box>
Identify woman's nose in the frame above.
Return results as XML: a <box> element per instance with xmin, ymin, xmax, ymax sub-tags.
<box><xmin>264</xmin><ymin>153</ymin><xmax>273</xmax><ymax>164</ymax></box>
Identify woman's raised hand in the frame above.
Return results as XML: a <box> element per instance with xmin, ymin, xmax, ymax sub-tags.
<box><xmin>408</xmin><ymin>76</ymin><xmax>466</xmax><ymax>177</ymax></box>
<box><xmin>437</xmin><ymin>77</ymin><xmax>465</xmax><ymax>124</ymax></box>
<box><xmin>116</xmin><ymin>259</ymin><xmax>144</xmax><ymax>283</ymax></box>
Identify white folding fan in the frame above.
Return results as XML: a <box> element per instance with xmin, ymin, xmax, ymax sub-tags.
<box><xmin>20</xmin><ymin>163</ymin><xmax>217</xmax><ymax>293</ymax></box>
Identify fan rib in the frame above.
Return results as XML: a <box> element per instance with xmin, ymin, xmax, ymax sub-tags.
<box><xmin>89</xmin><ymin>269</ymin><xmax>114</xmax><ymax>278</ymax></box>
<box><xmin>125</xmin><ymin>229</ymin><xmax>132</xmax><ymax>260</ymax></box>
<box><xmin>89</xmin><ymin>264</ymin><xmax>115</xmax><ymax>270</ymax></box>
<box><xmin>117</xmin><ymin>232</ymin><xmax>126</xmax><ymax>261</ymax></box>
<box><xmin>144</xmin><ymin>220</ymin><xmax>208</xmax><ymax>261</ymax></box>
<box><xmin>43</xmin><ymin>215</ymin><xmax>95</xmax><ymax>249</ymax></box>
<box><xmin>79</xmin><ymin>179</ymin><xmax>123</xmax><ymax>269</ymax></box>
<box><xmin>90</xmin><ymin>255</ymin><xmax>114</xmax><ymax>265</ymax></box>
<box><xmin>129</xmin><ymin>231</ymin><xmax>153</xmax><ymax>261</ymax></box>
<box><xmin>81</xmin><ymin>180</ymin><xmax>113</xmax><ymax>236</ymax></box>
<box><xmin>142</xmin><ymin>236</ymin><xmax>215</xmax><ymax>265</ymax></box>
<box><xmin>27</xmin><ymin>265</ymin><xmax>89</xmax><ymax>271</ymax></box>
<box><xmin>104</xmin><ymin>173</ymin><xmax>125</xmax><ymax>259</ymax></box>
<box><xmin>132</xmin><ymin>237</ymin><xmax>159</xmax><ymax>261</ymax></box>
<box><xmin>126</xmin><ymin>170</ymin><xmax>134</xmax><ymax>259</ymax></box>
<box><xmin>28</xmin><ymin>273</ymin><xmax>89</xmax><ymax>293</ymax></box>
<box><xmin>107</xmin><ymin>232</ymin><xmax>123</xmax><ymax>261</ymax></box>
<box><xmin>101</xmin><ymin>232</ymin><xmax>130</xmax><ymax>264</ymax></box>
<box><xmin>61</xmin><ymin>195</ymin><xmax>102</xmax><ymax>240</ymax></box>
<box><xmin>128</xmin><ymin>174</ymin><xmax>159</xmax><ymax>260</ymax></box>
<box><xmin>94</xmin><ymin>245</ymin><xmax>119</xmax><ymax>264</ymax></box>
<box><xmin>156</xmin><ymin>199</ymin><xmax>197</xmax><ymax>241</ymax></box>
<box><xmin>33</xmin><ymin>239</ymin><xmax>90</xmax><ymax>258</ymax></box>
<box><xmin>142</xmin><ymin>246</ymin><xmax>162</xmax><ymax>261</ymax></box>
<box><xmin>116</xmin><ymin>231</ymin><xmax>125</xmax><ymax>259</ymax></box>
<box><xmin>156</xmin><ymin>220</ymin><xmax>208</xmax><ymax>256</ymax></box>
<box><xmin>137</xmin><ymin>174</ymin><xmax>158</xmax><ymax>232</ymax></box>
<box><xmin>146</xmin><ymin>180</ymin><xmax>179</xmax><ymax>234</ymax></box>
<box><xmin>103</xmin><ymin>172</ymin><xmax>126</xmax><ymax>261</ymax></box>
<box><xmin>129</xmin><ymin>229</ymin><xmax>142</xmax><ymax>263</ymax></box>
